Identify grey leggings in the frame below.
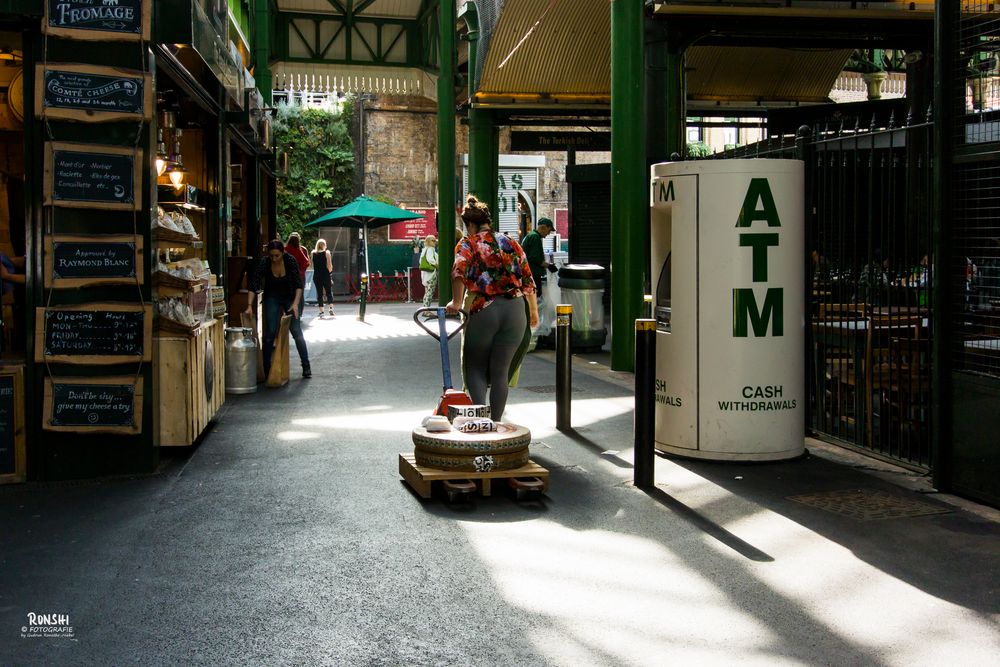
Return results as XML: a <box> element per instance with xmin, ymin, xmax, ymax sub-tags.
<box><xmin>464</xmin><ymin>296</ymin><xmax>527</xmax><ymax>421</ymax></box>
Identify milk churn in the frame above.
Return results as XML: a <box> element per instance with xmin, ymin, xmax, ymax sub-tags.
<box><xmin>225</xmin><ymin>327</ymin><xmax>257</xmax><ymax>394</ymax></box>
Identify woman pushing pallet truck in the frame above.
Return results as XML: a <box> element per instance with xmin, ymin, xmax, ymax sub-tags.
<box><xmin>445</xmin><ymin>194</ymin><xmax>539</xmax><ymax>421</ymax></box>
<box><xmin>408</xmin><ymin>305</ymin><xmax>543</xmax><ymax>500</ymax></box>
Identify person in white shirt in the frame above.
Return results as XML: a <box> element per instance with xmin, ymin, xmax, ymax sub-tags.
<box><xmin>420</xmin><ymin>235</ymin><xmax>439</xmax><ymax>307</ymax></box>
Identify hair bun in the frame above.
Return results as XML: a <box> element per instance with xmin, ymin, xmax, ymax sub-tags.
<box><xmin>466</xmin><ymin>194</ymin><xmax>479</xmax><ymax>206</ymax></box>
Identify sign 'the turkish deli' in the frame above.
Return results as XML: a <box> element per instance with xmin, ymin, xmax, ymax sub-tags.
<box><xmin>37</xmin><ymin>64</ymin><xmax>152</xmax><ymax>122</ymax></box>
<box><xmin>44</xmin><ymin>142</ymin><xmax>142</xmax><ymax>211</ymax></box>
<box><xmin>44</xmin><ymin>0</ymin><xmax>151</xmax><ymax>42</ymax></box>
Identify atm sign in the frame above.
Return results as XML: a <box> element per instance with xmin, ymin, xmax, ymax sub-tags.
<box><xmin>734</xmin><ymin>178</ymin><xmax>783</xmax><ymax>338</ymax></box>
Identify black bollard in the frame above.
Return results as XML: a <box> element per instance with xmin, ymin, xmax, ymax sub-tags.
<box><xmin>556</xmin><ymin>304</ymin><xmax>572</xmax><ymax>431</ymax></box>
<box><xmin>358</xmin><ymin>274</ymin><xmax>368</xmax><ymax>322</ymax></box>
<box><xmin>634</xmin><ymin>318</ymin><xmax>656</xmax><ymax>488</ymax></box>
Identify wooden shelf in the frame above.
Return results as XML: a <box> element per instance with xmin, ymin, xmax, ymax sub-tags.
<box><xmin>153</xmin><ymin>228</ymin><xmax>201</xmax><ymax>249</ymax></box>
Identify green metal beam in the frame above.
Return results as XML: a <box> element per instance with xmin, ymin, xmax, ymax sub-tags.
<box><xmin>610</xmin><ymin>0</ymin><xmax>645</xmax><ymax>372</ymax></box>
<box><xmin>277</xmin><ymin>12</ymin><xmax>429</xmax><ymax>66</ymax></box>
<box><xmin>437</xmin><ymin>0</ymin><xmax>456</xmax><ymax>304</ymax></box>
<box><xmin>256</xmin><ymin>0</ymin><xmax>272</xmax><ymax>104</ymax></box>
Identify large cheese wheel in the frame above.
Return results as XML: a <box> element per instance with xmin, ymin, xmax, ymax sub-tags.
<box><xmin>411</xmin><ymin>422</ymin><xmax>531</xmax><ymax>456</ymax></box>
<box><xmin>7</xmin><ymin>69</ymin><xmax>23</xmax><ymax>123</ymax></box>
<box><xmin>413</xmin><ymin>447</ymin><xmax>530</xmax><ymax>473</ymax></box>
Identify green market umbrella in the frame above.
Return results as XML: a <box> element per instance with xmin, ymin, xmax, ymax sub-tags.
<box><xmin>305</xmin><ymin>195</ymin><xmax>424</xmax><ymax>279</ymax></box>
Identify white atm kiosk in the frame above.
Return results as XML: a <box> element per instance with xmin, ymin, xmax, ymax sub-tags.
<box><xmin>650</xmin><ymin>159</ymin><xmax>805</xmax><ymax>461</ymax></box>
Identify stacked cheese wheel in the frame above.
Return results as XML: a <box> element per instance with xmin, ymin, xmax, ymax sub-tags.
<box><xmin>412</xmin><ymin>422</ymin><xmax>531</xmax><ymax>472</ymax></box>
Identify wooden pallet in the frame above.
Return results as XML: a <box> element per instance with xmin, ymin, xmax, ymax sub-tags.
<box><xmin>399</xmin><ymin>453</ymin><xmax>549</xmax><ymax>499</ymax></box>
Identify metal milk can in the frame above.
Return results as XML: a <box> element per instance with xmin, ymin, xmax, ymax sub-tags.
<box><xmin>224</xmin><ymin>327</ymin><xmax>258</xmax><ymax>394</ymax></box>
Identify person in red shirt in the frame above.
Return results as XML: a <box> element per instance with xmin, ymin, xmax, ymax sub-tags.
<box><xmin>285</xmin><ymin>233</ymin><xmax>310</xmax><ymax>315</ymax></box>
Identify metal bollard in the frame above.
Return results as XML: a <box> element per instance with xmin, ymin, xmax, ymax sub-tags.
<box><xmin>358</xmin><ymin>273</ymin><xmax>368</xmax><ymax>321</ymax></box>
<box><xmin>634</xmin><ymin>319</ymin><xmax>656</xmax><ymax>488</ymax></box>
<box><xmin>556</xmin><ymin>304</ymin><xmax>572</xmax><ymax>430</ymax></box>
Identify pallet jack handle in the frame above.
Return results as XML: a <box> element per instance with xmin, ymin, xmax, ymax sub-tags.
<box><xmin>413</xmin><ymin>307</ymin><xmax>468</xmax><ymax>392</ymax></box>
<box><xmin>411</xmin><ymin>307</ymin><xmax>467</xmax><ymax>342</ymax></box>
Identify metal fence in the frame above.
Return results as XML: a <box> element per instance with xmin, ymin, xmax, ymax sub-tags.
<box><xmin>707</xmin><ymin>111</ymin><xmax>935</xmax><ymax>468</ymax></box>
<box><xmin>951</xmin><ymin>2</ymin><xmax>1000</xmax><ymax>380</ymax></box>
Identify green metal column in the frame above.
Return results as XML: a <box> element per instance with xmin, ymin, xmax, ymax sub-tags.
<box><xmin>464</xmin><ymin>2</ymin><xmax>496</xmax><ymax>222</ymax></box>
<box><xmin>437</xmin><ymin>0</ymin><xmax>456</xmax><ymax>304</ymax></box>
<box><xmin>468</xmin><ymin>108</ymin><xmax>496</xmax><ymax>213</ymax></box>
<box><xmin>645</xmin><ymin>21</ymin><xmax>685</xmax><ymax>164</ymax></box>
<box><xmin>255</xmin><ymin>0</ymin><xmax>272</xmax><ymax>105</ymax></box>
<box><xmin>610</xmin><ymin>0</ymin><xmax>646</xmax><ymax>371</ymax></box>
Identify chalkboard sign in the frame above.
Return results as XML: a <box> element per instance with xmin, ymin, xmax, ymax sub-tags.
<box><xmin>44</xmin><ymin>0</ymin><xmax>150</xmax><ymax>42</ymax></box>
<box><xmin>37</xmin><ymin>64</ymin><xmax>152</xmax><ymax>122</ymax></box>
<box><xmin>0</xmin><ymin>368</ymin><xmax>25</xmax><ymax>482</ymax></box>
<box><xmin>44</xmin><ymin>142</ymin><xmax>142</xmax><ymax>211</ymax></box>
<box><xmin>35</xmin><ymin>304</ymin><xmax>153</xmax><ymax>364</ymax></box>
<box><xmin>0</xmin><ymin>374</ymin><xmax>15</xmax><ymax>475</ymax></box>
<box><xmin>46</xmin><ymin>235</ymin><xmax>143</xmax><ymax>288</ymax></box>
<box><xmin>44</xmin><ymin>377</ymin><xmax>143</xmax><ymax>434</ymax></box>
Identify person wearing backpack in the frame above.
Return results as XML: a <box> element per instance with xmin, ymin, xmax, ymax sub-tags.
<box><xmin>420</xmin><ymin>235</ymin><xmax>438</xmax><ymax>307</ymax></box>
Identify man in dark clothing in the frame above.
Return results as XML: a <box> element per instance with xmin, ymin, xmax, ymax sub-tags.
<box><xmin>521</xmin><ymin>218</ymin><xmax>555</xmax><ymax>298</ymax></box>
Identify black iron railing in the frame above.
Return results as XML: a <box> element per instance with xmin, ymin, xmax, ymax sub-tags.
<box><xmin>703</xmin><ymin>110</ymin><xmax>935</xmax><ymax>468</ymax></box>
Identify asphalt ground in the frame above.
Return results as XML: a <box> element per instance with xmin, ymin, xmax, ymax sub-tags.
<box><xmin>1</xmin><ymin>302</ymin><xmax>998</xmax><ymax>666</ymax></box>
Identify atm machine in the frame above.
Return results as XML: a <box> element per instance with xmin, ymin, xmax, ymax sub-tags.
<box><xmin>650</xmin><ymin>159</ymin><xmax>805</xmax><ymax>461</ymax></box>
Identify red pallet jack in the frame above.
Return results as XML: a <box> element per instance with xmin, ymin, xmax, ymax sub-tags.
<box><xmin>413</xmin><ymin>307</ymin><xmax>476</xmax><ymax>501</ymax></box>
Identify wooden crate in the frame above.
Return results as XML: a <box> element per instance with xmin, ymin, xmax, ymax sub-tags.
<box><xmin>156</xmin><ymin>319</ymin><xmax>225</xmax><ymax>446</ymax></box>
<box><xmin>399</xmin><ymin>452</ymin><xmax>549</xmax><ymax>499</ymax></box>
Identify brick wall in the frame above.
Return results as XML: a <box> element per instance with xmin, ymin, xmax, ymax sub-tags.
<box><xmin>362</xmin><ymin>96</ymin><xmax>609</xmax><ymax>256</ymax></box>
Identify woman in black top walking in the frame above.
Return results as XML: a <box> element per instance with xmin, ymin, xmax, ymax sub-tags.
<box><xmin>247</xmin><ymin>239</ymin><xmax>311</xmax><ymax>378</ymax></box>
<box><xmin>312</xmin><ymin>238</ymin><xmax>335</xmax><ymax>317</ymax></box>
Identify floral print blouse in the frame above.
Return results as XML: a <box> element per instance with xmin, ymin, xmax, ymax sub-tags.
<box><xmin>452</xmin><ymin>229</ymin><xmax>536</xmax><ymax>313</ymax></box>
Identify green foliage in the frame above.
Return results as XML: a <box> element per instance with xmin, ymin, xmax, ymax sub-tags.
<box><xmin>274</xmin><ymin>102</ymin><xmax>355</xmax><ymax>245</ymax></box>
<box><xmin>687</xmin><ymin>141</ymin><xmax>712</xmax><ymax>158</ymax></box>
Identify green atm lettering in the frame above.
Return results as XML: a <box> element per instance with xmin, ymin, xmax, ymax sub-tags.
<box><xmin>736</xmin><ymin>178</ymin><xmax>781</xmax><ymax>228</ymax></box>
<box><xmin>733</xmin><ymin>288</ymin><xmax>784</xmax><ymax>337</ymax></box>
<box><xmin>739</xmin><ymin>233</ymin><xmax>779</xmax><ymax>282</ymax></box>
<box><xmin>734</xmin><ymin>178</ymin><xmax>783</xmax><ymax>337</ymax></box>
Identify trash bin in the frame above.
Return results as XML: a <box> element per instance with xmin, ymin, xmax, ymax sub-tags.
<box><xmin>557</xmin><ymin>264</ymin><xmax>607</xmax><ymax>350</ymax></box>
<box><xmin>225</xmin><ymin>327</ymin><xmax>258</xmax><ymax>394</ymax></box>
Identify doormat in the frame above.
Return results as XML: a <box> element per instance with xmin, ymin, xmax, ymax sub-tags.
<box><xmin>787</xmin><ymin>489</ymin><xmax>952</xmax><ymax>520</ymax></box>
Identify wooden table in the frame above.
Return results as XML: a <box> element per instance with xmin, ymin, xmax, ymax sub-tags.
<box><xmin>812</xmin><ymin>317</ymin><xmax>927</xmax><ymax>448</ymax></box>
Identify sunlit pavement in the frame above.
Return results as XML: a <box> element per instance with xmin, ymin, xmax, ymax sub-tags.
<box><xmin>2</xmin><ymin>302</ymin><xmax>999</xmax><ymax>665</ymax></box>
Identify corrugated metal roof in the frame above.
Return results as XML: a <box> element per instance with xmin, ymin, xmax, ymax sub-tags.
<box><xmin>475</xmin><ymin>1</ymin><xmax>856</xmax><ymax>106</ymax></box>
<box><xmin>477</xmin><ymin>0</ymin><xmax>610</xmax><ymax>98</ymax></box>
<box><xmin>686</xmin><ymin>47</ymin><xmax>851</xmax><ymax>103</ymax></box>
